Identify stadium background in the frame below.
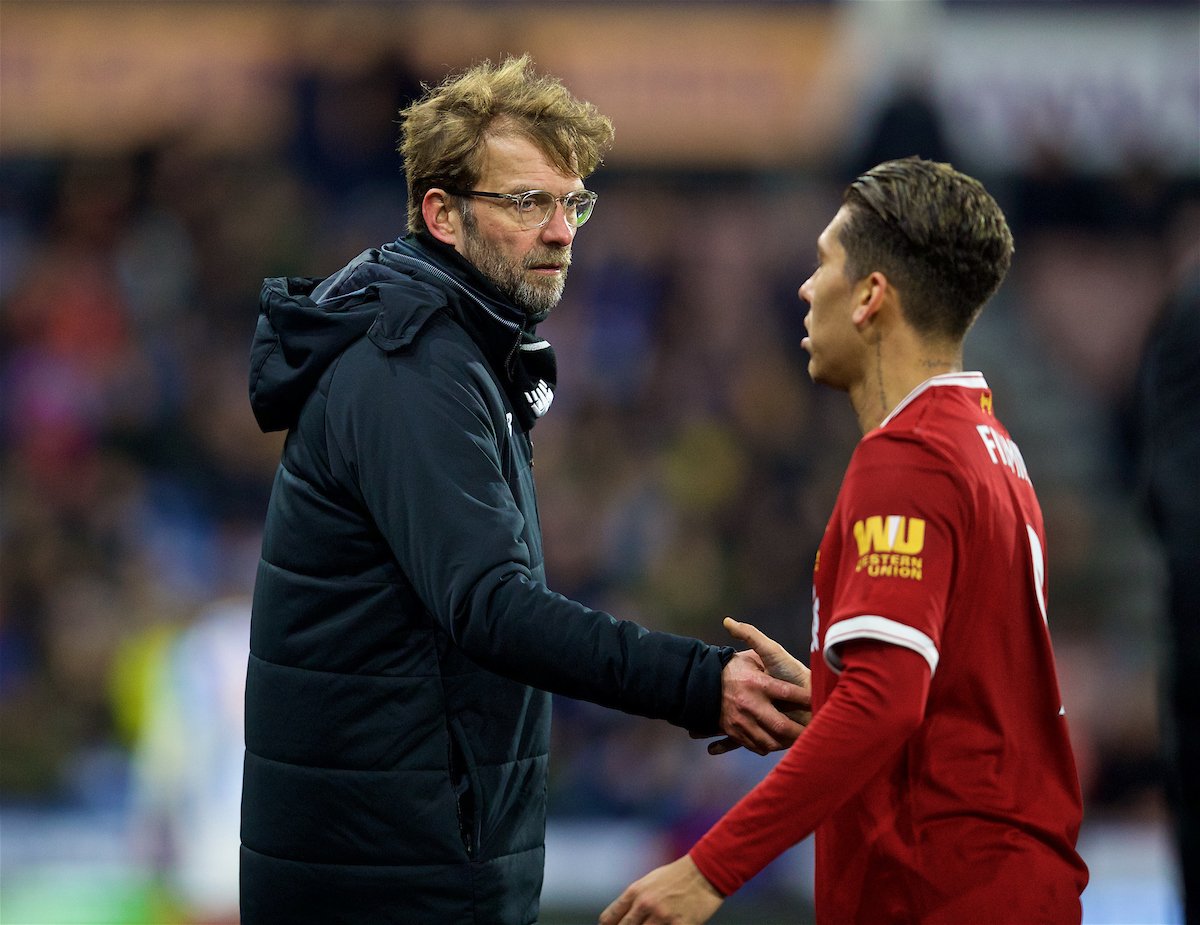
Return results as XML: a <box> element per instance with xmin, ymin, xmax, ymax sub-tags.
<box><xmin>1</xmin><ymin>1</ymin><xmax>1196</xmax><ymax>922</ymax></box>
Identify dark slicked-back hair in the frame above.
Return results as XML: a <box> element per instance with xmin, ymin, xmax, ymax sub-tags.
<box><xmin>839</xmin><ymin>157</ymin><xmax>1014</xmax><ymax>340</ymax></box>
<box><xmin>400</xmin><ymin>55</ymin><xmax>614</xmax><ymax>234</ymax></box>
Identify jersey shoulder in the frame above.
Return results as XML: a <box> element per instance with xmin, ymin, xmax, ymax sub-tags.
<box><xmin>866</xmin><ymin>377</ymin><xmax>1030</xmax><ymax>486</ymax></box>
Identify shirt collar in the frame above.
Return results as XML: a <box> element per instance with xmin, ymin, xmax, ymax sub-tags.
<box><xmin>879</xmin><ymin>372</ymin><xmax>989</xmax><ymax>429</ymax></box>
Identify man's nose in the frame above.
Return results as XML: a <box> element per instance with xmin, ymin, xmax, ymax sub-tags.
<box><xmin>540</xmin><ymin>203</ymin><xmax>575</xmax><ymax>245</ymax></box>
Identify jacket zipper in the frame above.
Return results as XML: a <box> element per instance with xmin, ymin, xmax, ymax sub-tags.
<box><xmin>389</xmin><ymin>252</ymin><xmax>522</xmax><ymax>338</ymax></box>
<box><xmin>447</xmin><ymin>733</ymin><xmax>475</xmax><ymax>859</ymax></box>
<box><xmin>391</xmin><ymin>250</ymin><xmax>530</xmax><ymax>406</ymax></box>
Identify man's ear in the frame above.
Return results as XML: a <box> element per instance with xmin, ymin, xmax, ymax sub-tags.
<box><xmin>851</xmin><ymin>271</ymin><xmax>889</xmax><ymax>328</ymax></box>
<box><xmin>422</xmin><ymin>189</ymin><xmax>459</xmax><ymax>246</ymax></box>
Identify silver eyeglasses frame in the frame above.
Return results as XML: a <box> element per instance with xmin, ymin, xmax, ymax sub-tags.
<box><xmin>444</xmin><ymin>188</ymin><xmax>598</xmax><ymax>229</ymax></box>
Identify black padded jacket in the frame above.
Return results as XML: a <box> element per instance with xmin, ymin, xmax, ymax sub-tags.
<box><xmin>240</xmin><ymin>234</ymin><xmax>733</xmax><ymax>925</ymax></box>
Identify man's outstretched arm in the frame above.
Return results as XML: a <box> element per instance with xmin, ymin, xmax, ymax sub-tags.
<box><xmin>600</xmin><ymin>639</ymin><xmax>930</xmax><ymax>925</ymax></box>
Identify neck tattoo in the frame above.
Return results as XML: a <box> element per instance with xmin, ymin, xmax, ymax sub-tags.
<box><xmin>876</xmin><ymin>336</ymin><xmax>887</xmax><ymax>415</ymax></box>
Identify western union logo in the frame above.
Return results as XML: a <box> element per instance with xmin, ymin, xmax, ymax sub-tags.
<box><xmin>853</xmin><ymin>515</ymin><xmax>925</xmax><ymax>580</ymax></box>
<box><xmin>853</xmin><ymin>516</ymin><xmax>925</xmax><ymax>555</ymax></box>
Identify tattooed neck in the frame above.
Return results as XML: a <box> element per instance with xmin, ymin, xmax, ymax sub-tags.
<box><xmin>876</xmin><ymin>336</ymin><xmax>887</xmax><ymax>415</ymax></box>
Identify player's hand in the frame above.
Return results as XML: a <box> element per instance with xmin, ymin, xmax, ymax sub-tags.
<box><xmin>708</xmin><ymin>617</ymin><xmax>812</xmax><ymax>756</ymax></box>
<box><xmin>713</xmin><ymin>625</ymin><xmax>809</xmax><ymax>756</ymax></box>
<box><xmin>599</xmin><ymin>855</ymin><xmax>723</xmax><ymax>925</ymax></box>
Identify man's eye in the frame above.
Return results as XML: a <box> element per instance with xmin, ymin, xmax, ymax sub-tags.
<box><xmin>521</xmin><ymin>193</ymin><xmax>553</xmax><ymax>212</ymax></box>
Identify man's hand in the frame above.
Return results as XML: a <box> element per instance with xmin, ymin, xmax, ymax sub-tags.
<box><xmin>710</xmin><ymin>617</ymin><xmax>813</xmax><ymax>756</ymax></box>
<box><xmin>599</xmin><ymin>855</ymin><xmax>723</xmax><ymax>925</ymax></box>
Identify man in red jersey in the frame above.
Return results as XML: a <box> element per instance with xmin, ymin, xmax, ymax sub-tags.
<box><xmin>600</xmin><ymin>157</ymin><xmax>1089</xmax><ymax>925</ymax></box>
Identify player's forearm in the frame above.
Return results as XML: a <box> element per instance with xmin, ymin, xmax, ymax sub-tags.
<box><xmin>689</xmin><ymin>641</ymin><xmax>930</xmax><ymax>896</ymax></box>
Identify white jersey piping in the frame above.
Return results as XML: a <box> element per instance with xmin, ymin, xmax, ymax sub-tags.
<box><xmin>878</xmin><ymin>372</ymin><xmax>989</xmax><ymax>430</ymax></box>
<box><xmin>823</xmin><ymin>615</ymin><xmax>940</xmax><ymax>676</ymax></box>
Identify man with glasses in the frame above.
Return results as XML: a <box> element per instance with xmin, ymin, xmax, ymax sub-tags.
<box><xmin>242</xmin><ymin>56</ymin><xmax>809</xmax><ymax>925</ymax></box>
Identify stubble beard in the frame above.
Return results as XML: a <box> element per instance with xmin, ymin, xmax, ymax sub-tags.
<box><xmin>461</xmin><ymin>210</ymin><xmax>570</xmax><ymax>317</ymax></box>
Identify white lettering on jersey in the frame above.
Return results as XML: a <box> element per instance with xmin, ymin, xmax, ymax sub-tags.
<box><xmin>1027</xmin><ymin>524</ymin><xmax>1048</xmax><ymax>625</ymax></box>
<box><xmin>976</xmin><ymin>425</ymin><xmax>1031</xmax><ymax>484</ymax></box>
<box><xmin>810</xmin><ymin>586</ymin><xmax>820</xmax><ymax>654</ymax></box>
<box><xmin>1027</xmin><ymin>523</ymin><xmax>1065</xmax><ymax>715</ymax></box>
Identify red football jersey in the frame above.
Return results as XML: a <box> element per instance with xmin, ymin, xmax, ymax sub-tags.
<box><xmin>808</xmin><ymin>372</ymin><xmax>1088</xmax><ymax>923</ymax></box>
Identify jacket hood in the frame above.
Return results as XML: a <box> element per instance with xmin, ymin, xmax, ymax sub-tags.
<box><xmin>249</xmin><ymin>235</ymin><xmax>529</xmax><ymax>433</ymax></box>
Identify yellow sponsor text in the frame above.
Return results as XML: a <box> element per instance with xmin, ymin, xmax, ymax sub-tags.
<box><xmin>853</xmin><ymin>515</ymin><xmax>925</xmax><ymax>556</ymax></box>
<box><xmin>855</xmin><ymin>553</ymin><xmax>923</xmax><ymax>580</ymax></box>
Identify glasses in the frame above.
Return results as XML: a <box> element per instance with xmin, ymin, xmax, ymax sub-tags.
<box><xmin>445</xmin><ymin>188</ymin><xmax>598</xmax><ymax>229</ymax></box>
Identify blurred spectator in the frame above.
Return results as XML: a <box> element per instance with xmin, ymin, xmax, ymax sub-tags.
<box><xmin>1009</xmin><ymin>159</ymin><xmax>1177</xmax><ymax>399</ymax></box>
<box><xmin>3</xmin><ymin>156</ymin><xmax>137</xmax><ymax>514</ymax></box>
<box><xmin>289</xmin><ymin>55</ymin><xmax>422</xmax><ymax>271</ymax></box>
<box><xmin>852</xmin><ymin>71</ymin><xmax>952</xmax><ymax>178</ymax></box>
<box><xmin>127</xmin><ymin>597</ymin><xmax>251</xmax><ymax>924</ymax></box>
<box><xmin>288</xmin><ymin>55</ymin><xmax>420</xmax><ymax>201</ymax></box>
<box><xmin>1130</xmin><ymin>207</ymin><xmax>1200</xmax><ymax>923</ymax></box>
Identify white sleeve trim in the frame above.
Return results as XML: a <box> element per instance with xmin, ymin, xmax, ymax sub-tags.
<box><xmin>823</xmin><ymin>615</ymin><xmax>940</xmax><ymax>677</ymax></box>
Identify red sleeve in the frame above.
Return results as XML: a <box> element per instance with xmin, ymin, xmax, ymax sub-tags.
<box><xmin>688</xmin><ymin>640</ymin><xmax>931</xmax><ymax>897</ymax></box>
<box><xmin>826</xmin><ymin>436</ymin><xmax>965</xmax><ymax>661</ymax></box>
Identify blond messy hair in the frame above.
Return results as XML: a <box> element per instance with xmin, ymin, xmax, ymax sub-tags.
<box><xmin>400</xmin><ymin>55</ymin><xmax>614</xmax><ymax>234</ymax></box>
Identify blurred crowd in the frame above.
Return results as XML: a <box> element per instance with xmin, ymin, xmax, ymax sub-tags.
<box><xmin>1</xmin><ymin>54</ymin><xmax>1196</xmax><ymax>920</ymax></box>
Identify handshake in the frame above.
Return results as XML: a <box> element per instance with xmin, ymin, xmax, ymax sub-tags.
<box><xmin>705</xmin><ymin>616</ymin><xmax>813</xmax><ymax>757</ymax></box>
<box><xmin>599</xmin><ymin>617</ymin><xmax>813</xmax><ymax>925</ymax></box>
